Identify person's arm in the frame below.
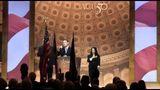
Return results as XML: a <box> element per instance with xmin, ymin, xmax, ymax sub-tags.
<box><xmin>87</xmin><ymin>55</ymin><xmax>90</xmax><ymax>63</ymax></box>
<box><xmin>97</xmin><ymin>55</ymin><xmax>100</xmax><ymax>66</ymax></box>
<box><xmin>97</xmin><ymin>55</ymin><xmax>100</xmax><ymax>70</ymax></box>
<box><xmin>87</xmin><ymin>55</ymin><xmax>93</xmax><ymax>63</ymax></box>
<box><xmin>57</xmin><ymin>48</ymin><xmax>61</xmax><ymax>56</ymax></box>
<box><xmin>59</xmin><ymin>47</ymin><xmax>65</xmax><ymax>56</ymax></box>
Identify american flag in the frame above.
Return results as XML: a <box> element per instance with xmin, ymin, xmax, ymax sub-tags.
<box><xmin>43</xmin><ymin>23</ymin><xmax>49</xmax><ymax>45</ymax></box>
<box><xmin>40</xmin><ymin>21</ymin><xmax>52</xmax><ymax>82</ymax></box>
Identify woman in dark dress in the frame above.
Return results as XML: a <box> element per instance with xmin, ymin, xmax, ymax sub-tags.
<box><xmin>87</xmin><ymin>47</ymin><xmax>100</xmax><ymax>81</ymax></box>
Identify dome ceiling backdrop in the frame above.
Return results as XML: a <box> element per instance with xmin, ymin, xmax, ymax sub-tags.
<box><xmin>34</xmin><ymin>1</ymin><xmax>130</xmax><ymax>86</ymax></box>
<box><xmin>35</xmin><ymin>1</ymin><xmax>129</xmax><ymax>58</ymax></box>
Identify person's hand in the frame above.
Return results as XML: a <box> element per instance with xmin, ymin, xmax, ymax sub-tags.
<box><xmin>63</xmin><ymin>55</ymin><xmax>67</xmax><ymax>57</ymax></box>
<box><xmin>58</xmin><ymin>46</ymin><xmax>63</xmax><ymax>51</ymax></box>
<box><xmin>94</xmin><ymin>56</ymin><xmax>97</xmax><ymax>58</ymax></box>
<box><xmin>90</xmin><ymin>57</ymin><xmax>93</xmax><ymax>61</ymax></box>
<box><xmin>59</xmin><ymin>45</ymin><xmax>63</xmax><ymax>49</ymax></box>
<box><xmin>92</xmin><ymin>55</ymin><xmax>97</xmax><ymax>58</ymax></box>
<box><xmin>53</xmin><ymin>65</ymin><xmax>55</xmax><ymax>68</ymax></box>
<box><xmin>97</xmin><ymin>65</ymin><xmax>100</xmax><ymax>70</ymax></box>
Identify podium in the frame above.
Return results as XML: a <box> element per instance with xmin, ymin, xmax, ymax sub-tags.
<box><xmin>57</xmin><ymin>56</ymin><xmax>81</xmax><ymax>75</ymax></box>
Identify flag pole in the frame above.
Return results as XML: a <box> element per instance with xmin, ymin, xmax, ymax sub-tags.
<box><xmin>53</xmin><ymin>32</ymin><xmax>58</xmax><ymax>79</ymax></box>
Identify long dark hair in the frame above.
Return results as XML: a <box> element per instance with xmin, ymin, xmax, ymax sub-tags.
<box><xmin>90</xmin><ymin>47</ymin><xmax>99</xmax><ymax>56</ymax></box>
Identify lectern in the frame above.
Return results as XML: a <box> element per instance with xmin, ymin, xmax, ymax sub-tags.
<box><xmin>57</xmin><ymin>56</ymin><xmax>81</xmax><ymax>75</ymax></box>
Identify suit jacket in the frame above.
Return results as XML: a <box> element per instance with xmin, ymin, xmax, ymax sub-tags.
<box><xmin>87</xmin><ymin>54</ymin><xmax>100</xmax><ymax>70</ymax></box>
<box><xmin>59</xmin><ymin>46</ymin><xmax>71</xmax><ymax>56</ymax></box>
<box><xmin>48</xmin><ymin>47</ymin><xmax>56</xmax><ymax>66</ymax></box>
<box><xmin>37</xmin><ymin>45</ymin><xmax>45</xmax><ymax>67</ymax></box>
<box><xmin>37</xmin><ymin>45</ymin><xmax>55</xmax><ymax>67</ymax></box>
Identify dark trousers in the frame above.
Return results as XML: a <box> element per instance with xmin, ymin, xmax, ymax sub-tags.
<box><xmin>89</xmin><ymin>66</ymin><xmax>99</xmax><ymax>81</ymax></box>
<box><xmin>89</xmin><ymin>69</ymin><xmax>94</xmax><ymax>81</ymax></box>
<box><xmin>40</xmin><ymin>66</ymin><xmax>47</xmax><ymax>83</ymax></box>
<box><xmin>48</xmin><ymin>65</ymin><xmax>53</xmax><ymax>80</ymax></box>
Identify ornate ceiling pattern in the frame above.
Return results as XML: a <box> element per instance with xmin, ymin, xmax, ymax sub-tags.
<box><xmin>35</xmin><ymin>1</ymin><xmax>129</xmax><ymax>58</ymax></box>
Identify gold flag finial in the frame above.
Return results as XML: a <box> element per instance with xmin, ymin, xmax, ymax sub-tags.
<box><xmin>43</xmin><ymin>16</ymin><xmax>48</xmax><ymax>23</ymax></box>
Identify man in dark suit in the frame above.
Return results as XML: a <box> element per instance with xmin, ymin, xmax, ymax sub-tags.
<box><xmin>58</xmin><ymin>40</ymin><xmax>71</xmax><ymax>57</ymax></box>
<box><xmin>48</xmin><ymin>46</ymin><xmax>56</xmax><ymax>80</ymax></box>
<box><xmin>38</xmin><ymin>42</ymin><xmax>56</xmax><ymax>81</ymax></box>
<box><xmin>37</xmin><ymin>39</ymin><xmax>52</xmax><ymax>83</ymax></box>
